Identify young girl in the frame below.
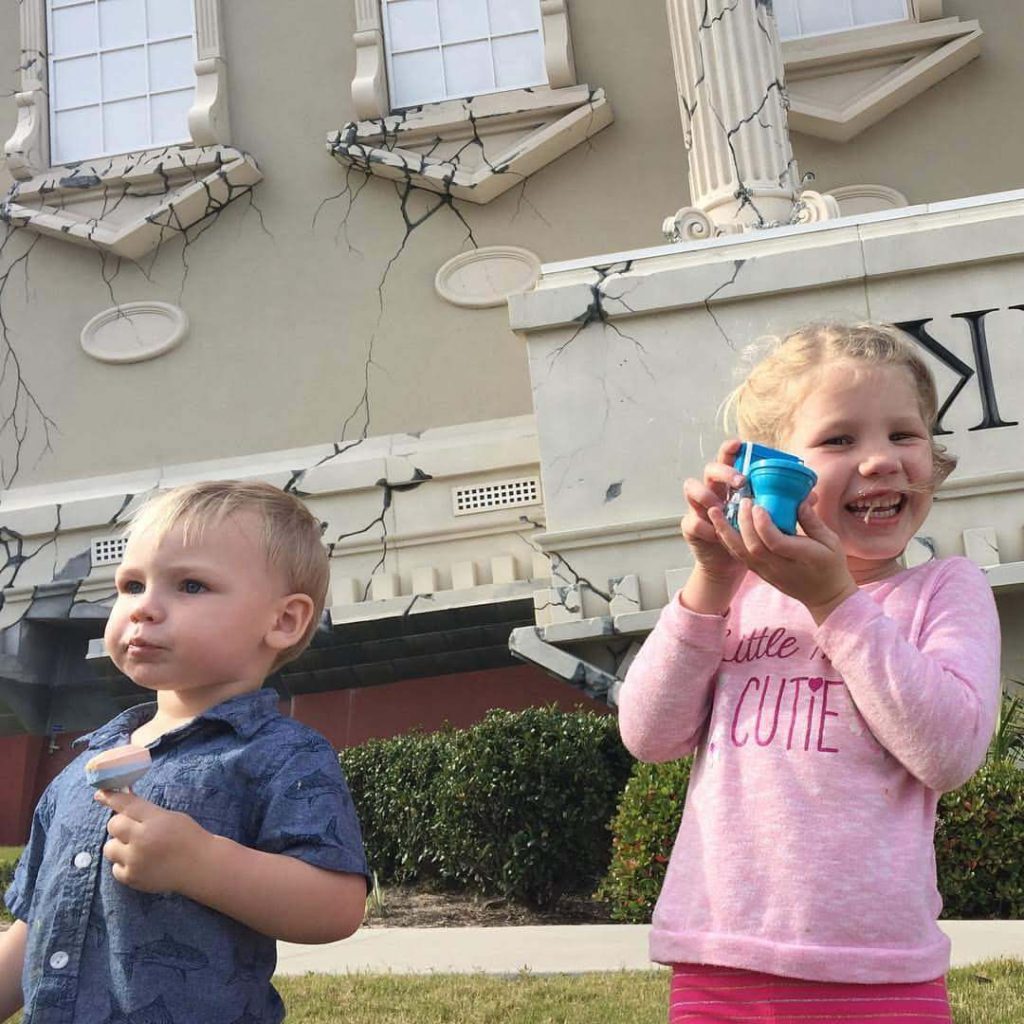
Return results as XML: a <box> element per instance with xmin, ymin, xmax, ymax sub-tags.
<box><xmin>617</xmin><ymin>321</ymin><xmax>1002</xmax><ymax>1023</ymax></box>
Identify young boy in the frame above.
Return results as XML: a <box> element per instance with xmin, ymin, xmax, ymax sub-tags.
<box><xmin>0</xmin><ymin>481</ymin><xmax>369</xmax><ymax>1024</ymax></box>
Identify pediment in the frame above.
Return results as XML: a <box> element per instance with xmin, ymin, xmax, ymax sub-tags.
<box><xmin>327</xmin><ymin>85</ymin><xmax>613</xmax><ymax>205</ymax></box>
<box><xmin>1</xmin><ymin>146</ymin><xmax>262</xmax><ymax>260</ymax></box>
<box><xmin>783</xmin><ymin>17</ymin><xmax>982</xmax><ymax>142</ymax></box>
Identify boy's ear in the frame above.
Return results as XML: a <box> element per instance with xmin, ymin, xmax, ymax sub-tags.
<box><xmin>265</xmin><ymin>593</ymin><xmax>315</xmax><ymax>653</ymax></box>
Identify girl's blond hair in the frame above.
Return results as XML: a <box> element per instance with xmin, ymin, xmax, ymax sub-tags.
<box><xmin>721</xmin><ymin>320</ymin><xmax>956</xmax><ymax>483</ymax></box>
<box><xmin>125</xmin><ymin>480</ymin><xmax>329</xmax><ymax>670</ymax></box>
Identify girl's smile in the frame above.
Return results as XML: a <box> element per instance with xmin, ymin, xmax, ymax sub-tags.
<box><xmin>782</xmin><ymin>361</ymin><xmax>936</xmax><ymax>583</ymax></box>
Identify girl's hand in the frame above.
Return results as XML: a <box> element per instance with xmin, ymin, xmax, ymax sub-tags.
<box><xmin>708</xmin><ymin>495</ymin><xmax>857</xmax><ymax>623</ymax></box>
<box><xmin>678</xmin><ymin>440</ymin><xmax>749</xmax><ymax>615</ymax></box>
<box><xmin>681</xmin><ymin>439</ymin><xmax>747</xmax><ymax>586</ymax></box>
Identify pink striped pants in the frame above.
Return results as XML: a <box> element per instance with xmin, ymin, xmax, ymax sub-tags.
<box><xmin>669</xmin><ymin>963</ymin><xmax>953</xmax><ymax>1023</ymax></box>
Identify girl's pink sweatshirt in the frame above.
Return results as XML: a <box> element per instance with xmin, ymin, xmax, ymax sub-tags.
<box><xmin>617</xmin><ymin>557</ymin><xmax>1001</xmax><ymax>983</ymax></box>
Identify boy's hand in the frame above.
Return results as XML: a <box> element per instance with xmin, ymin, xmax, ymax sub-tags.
<box><xmin>708</xmin><ymin>496</ymin><xmax>857</xmax><ymax>623</ymax></box>
<box><xmin>96</xmin><ymin>790</ymin><xmax>211</xmax><ymax>895</ymax></box>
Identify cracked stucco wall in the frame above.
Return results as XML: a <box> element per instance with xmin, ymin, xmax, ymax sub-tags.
<box><xmin>0</xmin><ymin>3</ymin><xmax>1022</xmax><ymax>488</ymax></box>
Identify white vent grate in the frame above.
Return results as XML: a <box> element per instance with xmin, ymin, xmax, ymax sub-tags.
<box><xmin>91</xmin><ymin>535</ymin><xmax>128</xmax><ymax>567</ymax></box>
<box><xmin>453</xmin><ymin>477</ymin><xmax>541</xmax><ymax>516</ymax></box>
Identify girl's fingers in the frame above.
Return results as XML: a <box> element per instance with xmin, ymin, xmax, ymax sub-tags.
<box><xmin>715</xmin><ymin>439</ymin><xmax>743</xmax><ymax>466</ymax></box>
<box><xmin>684</xmin><ymin>478</ymin><xmax>730</xmax><ymax>520</ymax></box>
<box><xmin>796</xmin><ymin>500</ymin><xmax>838</xmax><ymax>547</ymax></box>
<box><xmin>708</xmin><ymin>506</ymin><xmax>747</xmax><ymax>561</ymax></box>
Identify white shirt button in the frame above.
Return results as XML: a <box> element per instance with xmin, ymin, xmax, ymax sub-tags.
<box><xmin>49</xmin><ymin>951</ymin><xmax>69</xmax><ymax>970</ymax></box>
<box><xmin>73</xmin><ymin>851</ymin><xmax>92</xmax><ymax>869</ymax></box>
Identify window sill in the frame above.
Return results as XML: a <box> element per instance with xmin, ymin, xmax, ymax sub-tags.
<box><xmin>782</xmin><ymin>17</ymin><xmax>982</xmax><ymax>141</ymax></box>
<box><xmin>1</xmin><ymin>145</ymin><xmax>262</xmax><ymax>259</ymax></box>
<box><xmin>327</xmin><ymin>84</ymin><xmax>613</xmax><ymax>205</ymax></box>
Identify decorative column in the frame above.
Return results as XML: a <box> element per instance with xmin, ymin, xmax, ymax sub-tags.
<box><xmin>662</xmin><ymin>0</ymin><xmax>838</xmax><ymax>242</ymax></box>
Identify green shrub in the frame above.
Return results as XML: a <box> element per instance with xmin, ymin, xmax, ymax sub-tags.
<box><xmin>340</xmin><ymin>707</ymin><xmax>632</xmax><ymax>908</ymax></box>
<box><xmin>340</xmin><ymin>729</ymin><xmax>453</xmax><ymax>884</ymax></box>
<box><xmin>596</xmin><ymin>758</ymin><xmax>691</xmax><ymax>922</ymax></box>
<box><xmin>936</xmin><ymin>760</ymin><xmax>1024</xmax><ymax>918</ymax></box>
<box><xmin>0</xmin><ymin>846</ymin><xmax>22</xmax><ymax>923</ymax></box>
<box><xmin>599</xmin><ymin>757</ymin><xmax>1024</xmax><ymax>923</ymax></box>
<box><xmin>430</xmin><ymin>707</ymin><xmax>633</xmax><ymax>907</ymax></box>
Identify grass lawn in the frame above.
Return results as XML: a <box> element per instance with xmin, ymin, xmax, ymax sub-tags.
<box><xmin>1</xmin><ymin>959</ymin><xmax>1022</xmax><ymax>1022</ymax></box>
<box><xmin>271</xmin><ymin>959</ymin><xmax>1024</xmax><ymax>1024</ymax></box>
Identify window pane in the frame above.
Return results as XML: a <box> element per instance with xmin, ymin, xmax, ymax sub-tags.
<box><xmin>50</xmin><ymin>0</ymin><xmax>88</xmax><ymax>8</ymax></box>
<box><xmin>146</xmin><ymin>0</ymin><xmax>194</xmax><ymax>39</ymax></box>
<box><xmin>52</xmin><ymin>55</ymin><xmax>100</xmax><ymax>109</ymax></box>
<box><xmin>51</xmin><ymin>4</ymin><xmax>98</xmax><ymax>55</ymax></box>
<box><xmin>391</xmin><ymin>48</ymin><xmax>444</xmax><ymax>107</ymax></box>
<box><xmin>53</xmin><ymin>105</ymin><xmax>101</xmax><ymax>163</ymax></box>
<box><xmin>149</xmin><ymin>37</ymin><xmax>195</xmax><ymax>92</ymax></box>
<box><xmin>386</xmin><ymin>0</ymin><xmax>439</xmax><ymax>52</ymax></box>
<box><xmin>488</xmin><ymin>0</ymin><xmax>541</xmax><ymax>37</ymax></box>
<box><xmin>438</xmin><ymin>0</ymin><xmax>488</xmax><ymax>44</ymax></box>
<box><xmin>492</xmin><ymin>32</ymin><xmax>545</xmax><ymax>90</ymax></box>
<box><xmin>852</xmin><ymin>0</ymin><xmax>909</xmax><ymax>25</ymax></box>
<box><xmin>101</xmin><ymin>45</ymin><xmax>146</xmax><ymax>101</ymax></box>
<box><xmin>796</xmin><ymin>1</ymin><xmax>851</xmax><ymax>37</ymax></box>
<box><xmin>97</xmin><ymin>0</ymin><xmax>146</xmax><ymax>49</ymax></box>
<box><xmin>442</xmin><ymin>40</ymin><xmax>494</xmax><ymax>98</ymax></box>
<box><xmin>103</xmin><ymin>95</ymin><xmax>148</xmax><ymax>153</ymax></box>
<box><xmin>151</xmin><ymin>88</ymin><xmax>193</xmax><ymax>144</ymax></box>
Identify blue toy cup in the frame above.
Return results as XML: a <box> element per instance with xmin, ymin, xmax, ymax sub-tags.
<box><xmin>747</xmin><ymin>459</ymin><xmax>817</xmax><ymax>535</ymax></box>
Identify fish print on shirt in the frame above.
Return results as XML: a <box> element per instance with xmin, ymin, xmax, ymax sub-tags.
<box><xmin>284</xmin><ymin>769</ymin><xmax>345</xmax><ymax>807</ymax></box>
<box><xmin>117</xmin><ymin>933</ymin><xmax>209</xmax><ymax>983</ymax></box>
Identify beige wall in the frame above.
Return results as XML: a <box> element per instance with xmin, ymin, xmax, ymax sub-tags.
<box><xmin>0</xmin><ymin>1</ymin><xmax>1020</xmax><ymax>488</ymax></box>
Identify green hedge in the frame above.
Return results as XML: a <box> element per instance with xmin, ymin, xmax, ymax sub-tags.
<box><xmin>340</xmin><ymin>707</ymin><xmax>632</xmax><ymax>907</ymax></box>
<box><xmin>599</xmin><ymin>757</ymin><xmax>1024</xmax><ymax>922</ymax></box>
<box><xmin>0</xmin><ymin>846</ymin><xmax>21</xmax><ymax>922</ymax></box>
<box><xmin>936</xmin><ymin>760</ymin><xmax>1024</xmax><ymax>918</ymax></box>
<box><xmin>596</xmin><ymin>758</ymin><xmax>691</xmax><ymax>922</ymax></box>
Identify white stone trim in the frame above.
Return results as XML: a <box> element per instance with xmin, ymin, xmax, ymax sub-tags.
<box><xmin>540</xmin><ymin>0</ymin><xmax>576</xmax><ymax>89</ymax></box>
<box><xmin>4</xmin><ymin>0</ymin><xmax>49</xmax><ymax>180</ymax></box>
<box><xmin>350</xmin><ymin>0</ymin><xmax>390</xmax><ymax>119</ymax></box>
<box><xmin>328</xmin><ymin>85</ymin><xmax>613</xmax><ymax>206</ymax></box>
<box><xmin>189</xmin><ymin>0</ymin><xmax>231</xmax><ymax>146</ymax></box>
<box><xmin>2</xmin><ymin>146</ymin><xmax>262</xmax><ymax>260</ymax></box>
<box><xmin>782</xmin><ymin>16</ymin><xmax>982</xmax><ymax>141</ymax></box>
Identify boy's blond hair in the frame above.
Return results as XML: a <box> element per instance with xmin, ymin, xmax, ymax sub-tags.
<box><xmin>722</xmin><ymin>320</ymin><xmax>957</xmax><ymax>484</ymax></box>
<box><xmin>126</xmin><ymin>480</ymin><xmax>329</xmax><ymax>670</ymax></box>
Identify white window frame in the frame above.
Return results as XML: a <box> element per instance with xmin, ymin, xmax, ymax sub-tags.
<box><xmin>46</xmin><ymin>0</ymin><xmax>198</xmax><ymax>165</ymax></box>
<box><xmin>773</xmin><ymin>0</ymin><xmax>913</xmax><ymax>43</ymax></box>
<box><xmin>351</xmin><ymin>0</ymin><xmax>576</xmax><ymax>120</ymax></box>
<box><xmin>5</xmin><ymin>0</ymin><xmax>231</xmax><ymax>180</ymax></box>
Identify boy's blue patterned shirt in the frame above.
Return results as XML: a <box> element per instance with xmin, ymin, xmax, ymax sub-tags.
<box><xmin>5</xmin><ymin>689</ymin><xmax>369</xmax><ymax>1024</ymax></box>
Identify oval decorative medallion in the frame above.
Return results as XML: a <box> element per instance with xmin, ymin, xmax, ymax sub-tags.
<box><xmin>435</xmin><ymin>246</ymin><xmax>542</xmax><ymax>308</ymax></box>
<box><xmin>80</xmin><ymin>302</ymin><xmax>189</xmax><ymax>364</ymax></box>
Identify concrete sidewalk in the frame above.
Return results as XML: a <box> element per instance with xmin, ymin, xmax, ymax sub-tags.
<box><xmin>276</xmin><ymin>921</ymin><xmax>1024</xmax><ymax>976</ymax></box>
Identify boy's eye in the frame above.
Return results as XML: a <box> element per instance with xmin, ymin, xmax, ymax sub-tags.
<box><xmin>120</xmin><ymin>580</ymin><xmax>144</xmax><ymax>595</ymax></box>
<box><xmin>822</xmin><ymin>435</ymin><xmax>852</xmax><ymax>446</ymax></box>
<box><xmin>181</xmin><ymin>579</ymin><xmax>207</xmax><ymax>595</ymax></box>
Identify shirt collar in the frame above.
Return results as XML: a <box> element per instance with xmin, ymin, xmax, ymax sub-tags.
<box><xmin>74</xmin><ymin>688</ymin><xmax>281</xmax><ymax>750</ymax></box>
